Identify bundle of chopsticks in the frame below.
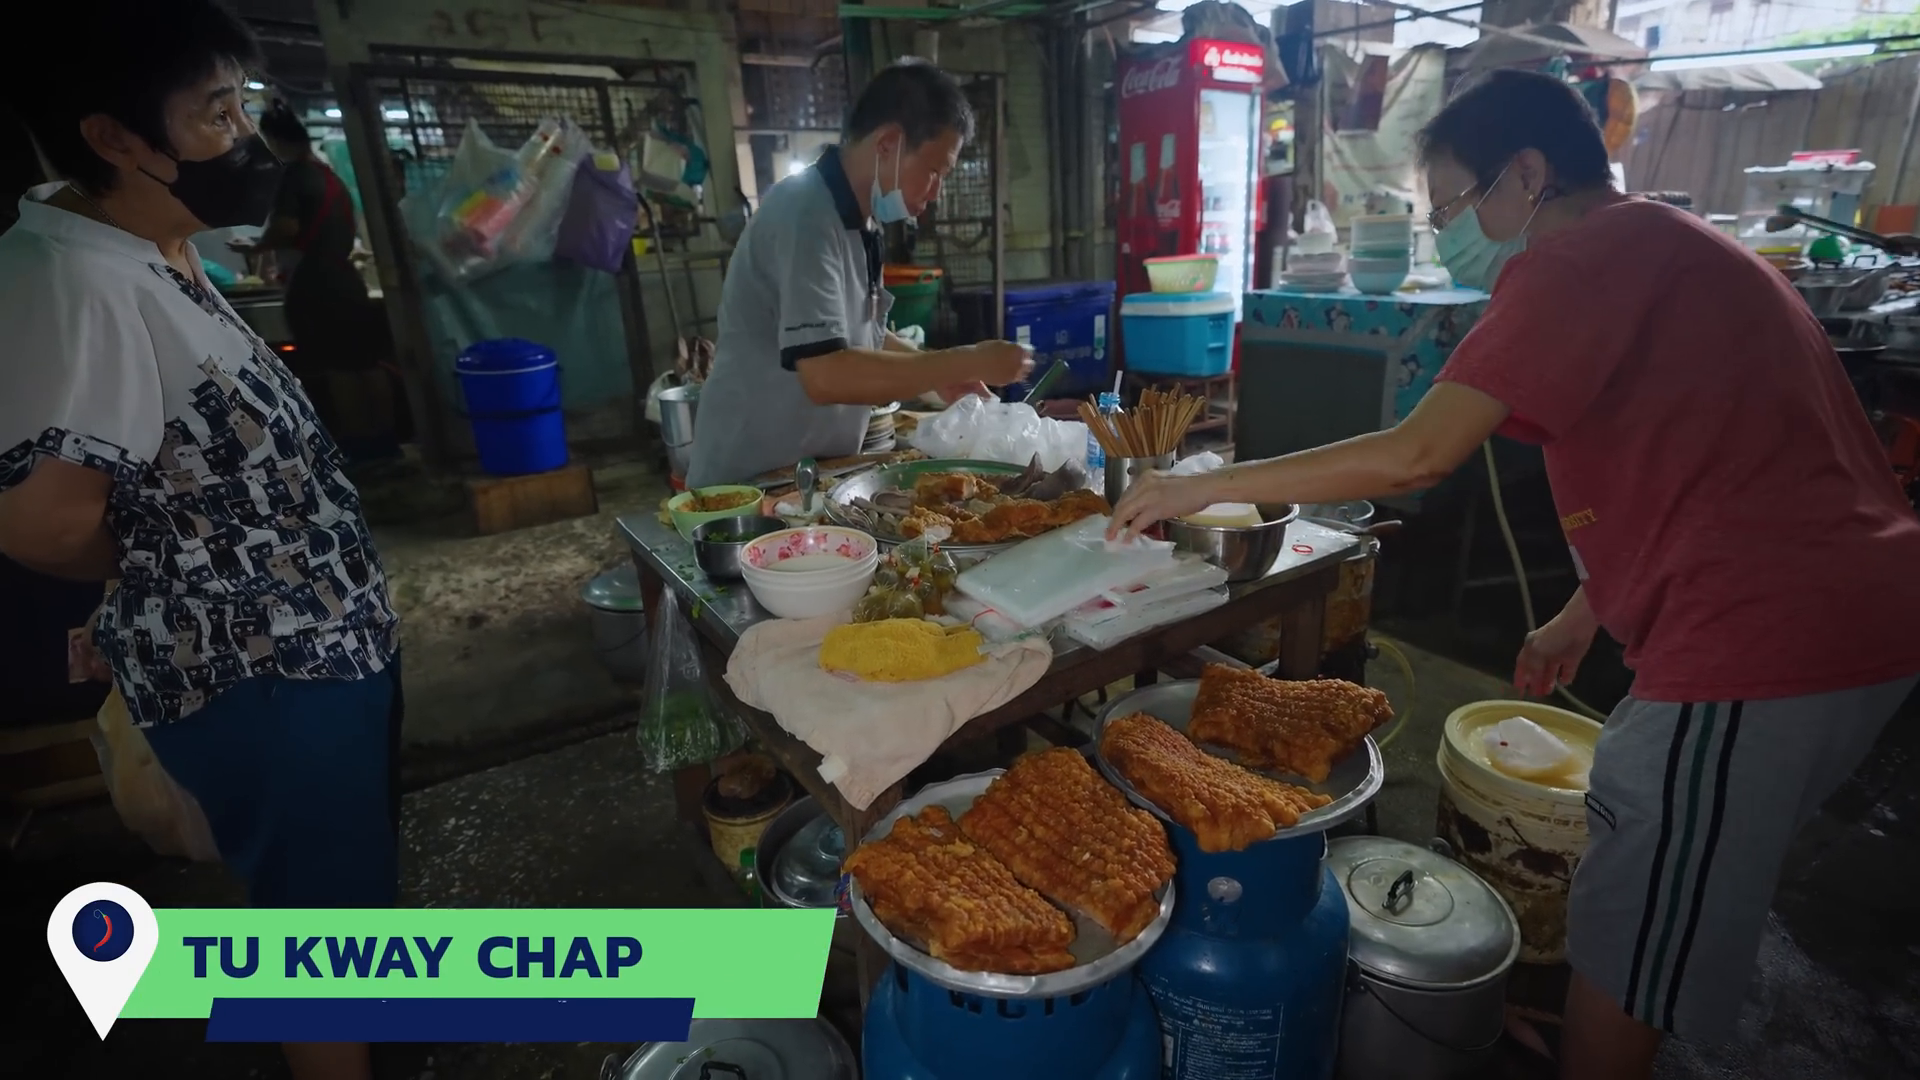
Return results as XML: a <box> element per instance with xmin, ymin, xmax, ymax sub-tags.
<box><xmin>1079</xmin><ymin>387</ymin><xmax>1208</xmax><ymax>459</ymax></box>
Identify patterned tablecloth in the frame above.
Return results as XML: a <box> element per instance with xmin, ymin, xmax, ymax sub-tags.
<box><xmin>1243</xmin><ymin>286</ymin><xmax>1489</xmax><ymax>423</ymax></box>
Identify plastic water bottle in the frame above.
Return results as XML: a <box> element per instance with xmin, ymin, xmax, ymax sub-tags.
<box><xmin>1087</xmin><ymin>391</ymin><xmax>1120</xmax><ymax>471</ymax></box>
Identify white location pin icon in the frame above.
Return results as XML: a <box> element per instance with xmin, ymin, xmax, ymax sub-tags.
<box><xmin>47</xmin><ymin>881</ymin><xmax>159</xmax><ymax>1039</ymax></box>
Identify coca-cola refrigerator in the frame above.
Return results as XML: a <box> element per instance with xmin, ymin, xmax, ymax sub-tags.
<box><xmin>1116</xmin><ymin>38</ymin><xmax>1266</xmax><ymax>320</ymax></box>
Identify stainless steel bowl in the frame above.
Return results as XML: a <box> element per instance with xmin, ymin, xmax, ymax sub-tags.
<box><xmin>1163</xmin><ymin>503</ymin><xmax>1299</xmax><ymax>583</ymax></box>
<box><xmin>692</xmin><ymin>515</ymin><xmax>787</xmax><ymax>580</ymax></box>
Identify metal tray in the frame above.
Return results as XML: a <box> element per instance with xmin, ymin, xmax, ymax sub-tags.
<box><xmin>1093</xmin><ymin>680</ymin><xmax>1384</xmax><ymax>841</ymax></box>
<box><xmin>847</xmin><ymin>769</ymin><xmax>1176</xmax><ymax>1000</ymax></box>
<box><xmin>826</xmin><ymin>458</ymin><xmax>1033</xmax><ymax>557</ymax></box>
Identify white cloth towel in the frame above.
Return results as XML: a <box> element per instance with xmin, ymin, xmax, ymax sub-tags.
<box><xmin>724</xmin><ymin>615</ymin><xmax>1053</xmax><ymax>810</ymax></box>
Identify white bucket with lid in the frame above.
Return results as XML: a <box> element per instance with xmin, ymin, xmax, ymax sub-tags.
<box><xmin>1436</xmin><ymin>700</ymin><xmax>1601</xmax><ymax>964</ymax></box>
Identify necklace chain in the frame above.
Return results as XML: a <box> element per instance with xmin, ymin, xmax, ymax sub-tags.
<box><xmin>69</xmin><ymin>186</ymin><xmax>125</xmax><ymax>232</ymax></box>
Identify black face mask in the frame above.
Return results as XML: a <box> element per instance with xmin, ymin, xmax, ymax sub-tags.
<box><xmin>141</xmin><ymin>133</ymin><xmax>285</xmax><ymax>229</ymax></box>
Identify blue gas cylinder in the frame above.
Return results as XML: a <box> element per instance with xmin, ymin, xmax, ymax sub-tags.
<box><xmin>864</xmin><ymin>962</ymin><xmax>1163</xmax><ymax>1079</ymax></box>
<box><xmin>1139</xmin><ymin>828</ymin><xmax>1352</xmax><ymax>1080</ymax></box>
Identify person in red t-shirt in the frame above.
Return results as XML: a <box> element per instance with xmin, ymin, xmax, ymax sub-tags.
<box><xmin>1111</xmin><ymin>69</ymin><xmax>1920</xmax><ymax>1080</ymax></box>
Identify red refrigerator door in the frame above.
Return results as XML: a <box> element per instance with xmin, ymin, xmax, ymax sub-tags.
<box><xmin>1116</xmin><ymin>51</ymin><xmax>1199</xmax><ymax>300</ymax></box>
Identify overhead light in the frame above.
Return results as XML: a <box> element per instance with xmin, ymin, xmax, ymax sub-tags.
<box><xmin>324</xmin><ymin>107</ymin><xmax>343</xmax><ymax>119</ymax></box>
<box><xmin>786</xmin><ymin>160</ymin><xmax>807</xmax><ymax>177</ymax></box>
<box><xmin>1649</xmin><ymin>42</ymin><xmax>1876</xmax><ymax>71</ymax></box>
<box><xmin>246</xmin><ymin>80</ymin><xmax>266</xmax><ymax>91</ymax></box>
<box><xmin>384</xmin><ymin>108</ymin><xmax>410</xmax><ymax>121</ymax></box>
<box><xmin>1132</xmin><ymin>28</ymin><xmax>1180</xmax><ymax>44</ymax></box>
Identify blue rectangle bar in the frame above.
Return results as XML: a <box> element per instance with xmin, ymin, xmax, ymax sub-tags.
<box><xmin>204</xmin><ymin>997</ymin><xmax>696</xmax><ymax>1043</ymax></box>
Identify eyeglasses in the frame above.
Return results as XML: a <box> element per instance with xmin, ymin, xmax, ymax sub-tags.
<box><xmin>1426</xmin><ymin>183</ymin><xmax>1477</xmax><ymax>232</ymax></box>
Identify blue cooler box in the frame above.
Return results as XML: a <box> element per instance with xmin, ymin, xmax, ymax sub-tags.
<box><xmin>952</xmin><ymin>281</ymin><xmax>1116</xmax><ymax>398</ymax></box>
<box><xmin>1121</xmin><ymin>291</ymin><xmax>1235</xmax><ymax>377</ymax></box>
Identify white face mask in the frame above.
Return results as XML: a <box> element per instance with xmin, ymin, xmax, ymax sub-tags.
<box><xmin>870</xmin><ymin>141</ymin><xmax>910</xmax><ymax>225</ymax></box>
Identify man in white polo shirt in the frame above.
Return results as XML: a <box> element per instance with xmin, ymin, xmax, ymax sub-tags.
<box><xmin>687</xmin><ymin>60</ymin><xmax>1033</xmax><ymax>487</ymax></box>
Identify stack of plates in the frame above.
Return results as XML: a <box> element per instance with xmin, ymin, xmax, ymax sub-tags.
<box><xmin>1279</xmin><ymin>250</ymin><xmax>1347</xmax><ymax>292</ymax></box>
<box><xmin>864</xmin><ymin>402</ymin><xmax>900</xmax><ymax>453</ymax></box>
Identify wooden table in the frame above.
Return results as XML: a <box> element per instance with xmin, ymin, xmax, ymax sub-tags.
<box><xmin>618</xmin><ymin>510</ymin><xmax>1360</xmax><ymax>1001</ymax></box>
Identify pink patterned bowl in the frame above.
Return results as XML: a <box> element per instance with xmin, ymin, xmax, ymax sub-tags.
<box><xmin>741</xmin><ymin>527</ymin><xmax>879</xmax><ymax>573</ymax></box>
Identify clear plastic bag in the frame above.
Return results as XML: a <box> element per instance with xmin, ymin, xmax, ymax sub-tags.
<box><xmin>916</xmin><ymin>395</ymin><xmax>1090</xmax><ymax>472</ymax></box>
<box><xmin>92</xmin><ymin>690</ymin><xmax>221</xmax><ymax>862</ymax></box>
<box><xmin>418</xmin><ymin>118</ymin><xmax>593</xmax><ymax>284</ymax></box>
<box><xmin>639</xmin><ymin>589</ymin><xmax>746</xmax><ymax>772</ymax></box>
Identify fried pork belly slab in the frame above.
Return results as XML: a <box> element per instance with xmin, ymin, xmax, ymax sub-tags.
<box><xmin>1101</xmin><ymin>712</ymin><xmax>1333</xmax><ymax>853</ymax></box>
<box><xmin>1187</xmin><ymin>664</ymin><xmax>1392</xmax><ymax>784</ymax></box>
<box><xmin>844</xmin><ymin>804</ymin><xmax>1077</xmax><ymax>974</ymax></box>
<box><xmin>959</xmin><ymin>748</ymin><xmax>1175</xmax><ymax>944</ymax></box>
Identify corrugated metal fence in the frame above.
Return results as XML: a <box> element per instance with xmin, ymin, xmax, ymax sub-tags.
<box><xmin>1619</xmin><ymin>55</ymin><xmax>1920</xmax><ymax>216</ymax></box>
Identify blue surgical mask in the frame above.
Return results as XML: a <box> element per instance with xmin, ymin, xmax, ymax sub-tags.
<box><xmin>1434</xmin><ymin>165</ymin><xmax>1541</xmax><ymax>292</ymax></box>
<box><xmin>870</xmin><ymin>145</ymin><xmax>910</xmax><ymax>225</ymax></box>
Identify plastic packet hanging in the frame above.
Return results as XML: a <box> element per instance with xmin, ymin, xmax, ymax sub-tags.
<box><xmin>554</xmin><ymin>150</ymin><xmax>639</xmax><ymax>273</ymax></box>
<box><xmin>639</xmin><ymin>589</ymin><xmax>746</xmax><ymax>772</ymax></box>
<box><xmin>424</xmin><ymin>118</ymin><xmax>592</xmax><ymax>284</ymax></box>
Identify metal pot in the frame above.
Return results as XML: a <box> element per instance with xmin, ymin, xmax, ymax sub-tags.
<box><xmin>659</xmin><ymin>384</ymin><xmax>700</xmax><ymax>479</ymax></box>
<box><xmin>1327</xmin><ymin>836</ymin><xmax>1520</xmax><ymax>1080</ymax></box>
<box><xmin>1794</xmin><ymin>269</ymin><xmax>1872</xmax><ymax>318</ymax></box>
<box><xmin>755</xmin><ymin>796</ymin><xmax>863</xmax><ymax>956</ymax></box>
<box><xmin>1164</xmin><ymin>503</ymin><xmax>1300</xmax><ymax>583</ymax></box>
<box><xmin>603</xmin><ymin>1017</ymin><xmax>857</xmax><ymax>1080</ymax></box>
<box><xmin>581</xmin><ymin>564</ymin><xmax>648</xmax><ymax>684</ymax></box>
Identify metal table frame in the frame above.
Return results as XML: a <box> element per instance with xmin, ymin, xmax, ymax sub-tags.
<box><xmin>617</xmin><ymin>510</ymin><xmax>1360</xmax><ymax>1000</ymax></box>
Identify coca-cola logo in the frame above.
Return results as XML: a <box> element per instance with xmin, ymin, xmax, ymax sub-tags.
<box><xmin>1122</xmin><ymin>57</ymin><xmax>1181</xmax><ymax>99</ymax></box>
<box><xmin>1154</xmin><ymin>198</ymin><xmax>1181</xmax><ymax>225</ymax></box>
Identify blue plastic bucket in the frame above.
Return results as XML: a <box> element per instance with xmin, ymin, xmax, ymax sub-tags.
<box><xmin>455</xmin><ymin>338</ymin><xmax>568</xmax><ymax>477</ymax></box>
<box><xmin>1120</xmin><ymin>291</ymin><xmax>1235</xmax><ymax>377</ymax></box>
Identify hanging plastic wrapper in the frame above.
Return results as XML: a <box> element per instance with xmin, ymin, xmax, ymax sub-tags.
<box><xmin>412</xmin><ymin>118</ymin><xmax>593</xmax><ymax>284</ymax></box>
<box><xmin>554</xmin><ymin>151</ymin><xmax>640</xmax><ymax>274</ymax></box>
<box><xmin>639</xmin><ymin>589</ymin><xmax>747</xmax><ymax>772</ymax></box>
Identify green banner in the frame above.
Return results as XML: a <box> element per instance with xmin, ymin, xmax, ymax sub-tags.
<box><xmin>119</xmin><ymin>908</ymin><xmax>835</xmax><ymax>1018</ymax></box>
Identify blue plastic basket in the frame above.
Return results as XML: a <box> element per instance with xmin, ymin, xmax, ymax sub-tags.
<box><xmin>455</xmin><ymin>338</ymin><xmax>569</xmax><ymax>477</ymax></box>
<box><xmin>1120</xmin><ymin>292</ymin><xmax>1235</xmax><ymax>377</ymax></box>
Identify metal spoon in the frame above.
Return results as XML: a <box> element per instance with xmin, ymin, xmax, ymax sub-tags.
<box><xmin>796</xmin><ymin>457</ymin><xmax>818</xmax><ymax>515</ymax></box>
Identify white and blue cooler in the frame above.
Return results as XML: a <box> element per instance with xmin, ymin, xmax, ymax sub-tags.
<box><xmin>1120</xmin><ymin>291</ymin><xmax>1235</xmax><ymax>377</ymax></box>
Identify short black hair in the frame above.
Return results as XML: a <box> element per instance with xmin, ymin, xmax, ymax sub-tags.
<box><xmin>260</xmin><ymin>100</ymin><xmax>311</xmax><ymax>148</ymax></box>
<box><xmin>6</xmin><ymin>0</ymin><xmax>260</xmax><ymax>192</ymax></box>
<box><xmin>844</xmin><ymin>59</ymin><xmax>975</xmax><ymax>149</ymax></box>
<box><xmin>1418</xmin><ymin>69</ymin><xmax>1611</xmax><ymax>193</ymax></box>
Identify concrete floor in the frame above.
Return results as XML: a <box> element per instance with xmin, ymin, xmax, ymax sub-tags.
<box><xmin>8</xmin><ymin>634</ymin><xmax>1917</xmax><ymax>1078</ymax></box>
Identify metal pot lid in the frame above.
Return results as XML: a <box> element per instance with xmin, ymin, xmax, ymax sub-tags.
<box><xmin>611</xmin><ymin>1017</ymin><xmax>857</xmax><ymax>1080</ymax></box>
<box><xmin>582</xmin><ymin>564</ymin><xmax>646</xmax><ymax>612</ymax></box>
<box><xmin>1326</xmin><ymin>836</ymin><xmax>1519</xmax><ymax>989</ymax></box>
<box><xmin>772</xmin><ymin>812</ymin><xmax>847</xmax><ymax>909</ymax></box>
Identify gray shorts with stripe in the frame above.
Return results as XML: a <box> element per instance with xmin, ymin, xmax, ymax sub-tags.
<box><xmin>1567</xmin><ymin>673</ymin><xmax>1917</xmax><ymax>1040</ymax></box>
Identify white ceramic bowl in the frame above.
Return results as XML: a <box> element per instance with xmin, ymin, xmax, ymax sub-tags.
<box><xmin>742</xmin><ymin>526</ymin><xmax>878</xmax><ymax>571</ymax></box>
<box><xmin>741</xmin><ymin>553</ymin><xmax>878</xmax><ymax>592</ymax></box>
<box><xmin>743</xmin><ymin>564</ymin><xmax>876</xmax><ymax>619</ymax></box>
